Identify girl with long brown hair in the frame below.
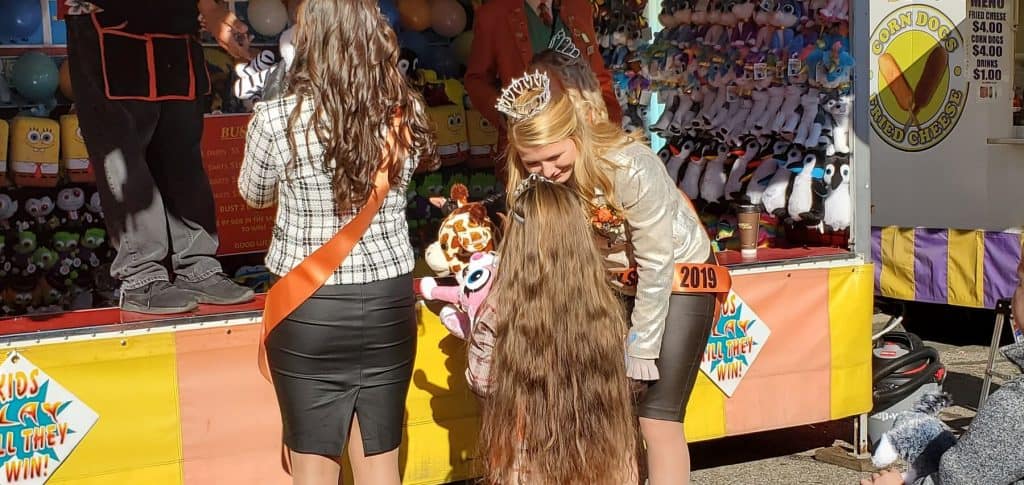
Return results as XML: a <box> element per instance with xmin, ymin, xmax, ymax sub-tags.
<box><xmin>467</xmin><ymin>177</ymin><xmax>638</xmax><ymax>485</ymax></box>
<box><xmin>237</xmin><ymin>0</ymin><xmax>435</xmax><ymax>483</ymax></box>
<box><xmin>500</xmin><ymin>69</ymin><xmax>718</xmax><ymax>484</ymax></box>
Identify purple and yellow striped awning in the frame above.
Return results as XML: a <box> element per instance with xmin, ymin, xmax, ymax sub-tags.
<box><xmin>871</xmin><ymin>227</ymin><xmax>1023</xmax><ymax>309</ymax></box>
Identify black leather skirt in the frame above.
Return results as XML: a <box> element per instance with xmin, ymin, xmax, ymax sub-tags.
<box><xmin>265</xmin><ymin>274</ymin><xmax>416</xmax><ymax>456</ymax></box>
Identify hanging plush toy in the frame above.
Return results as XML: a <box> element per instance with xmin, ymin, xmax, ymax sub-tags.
<box><xmin>731</xmin><ymin>0</ymin><xmax>757</xmax><ymax>48</ymax></box>
<box><xmin>818</xmin><ymin>0</ymin><xmax>848</xmax><ymax>22</ymax></box>
<box><xmin>56</xmin><ymin>186</ymin><xmax>87</xmax><ymax>230</ymax></box>
<box><xmin>679</xmin><ymin>139</ymin><xmax>709</xmax><ymax>201</ymax></box>
<box><xmin>424</xmin><ymin>183</ymin><xmax>499</xmax><ymax>278</ymax></box>
<box><xmin>0</xmin><ymin>194</ymin><xmax>17</xmax><ymax>232</ymax></box>
<box><xmin>769</xmin><ymin>0</ymin><xmax>804</xmax><ymax>56</ymax></box>
<box><xmin>699</xmin><ymin>141</ymin><xmax>732</xmax><ymax>213</ymax></box>
<box><xmin>791</xmin><ymin>88</ymin><xmax>820</xmax><ymax>144</ymax></box>
<box><xmin>824</xmin><ymin>93</ymin><xmax>852</xmax><ymax>154</ymax></box>
<box><xmin>724</xmin><ymin>136</ymin><xmax>762</xmax><ymax>200</ymax></box>
<box><xmin>752</xmin><ymin>85</ymin><xmax>785</xmax><ymax>133</ymax></box>
<box><xmin>770</xmin><ymin>84</ymin><xmax>803</xmax><ymax>135</ymax></box>
<box><xmin>420</xmin><ymin>251</ymin><xmax>497</xmax><ymax>339</ymax></box>
<box><xmin>667</xmin><ymin>138</ymin><xmax>698</xmax><ymax>184</ymax></box>
<box><xmin>744</xmin><ymin>138</ymin><xmax>789</xmax><ymax>204</ymax></box>
<box><xmin>872</xmin><ymin>392</ymin><xmax>957</xmax><ymax>485</ymax></box>
<box><xmin>786</xmin><ymin>147</ymin><xmax>826</xmax><ymax>224</ymax></box>
<box><xmin>822</xmin><ymin>154</ymin><xmax>851</xmax><ymax>231</ymax></box>
<box><xmin>762</xmin><ymin>143</ymin><xmax>801</xmax><ymax>217</ymax></box>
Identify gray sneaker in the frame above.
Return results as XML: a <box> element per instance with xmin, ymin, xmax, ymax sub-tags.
<box><xmin>175</xmin><ymin>273</ymin><xmax>255</xmax><ymax>305</ymax></box>
<box><xmin>121</xmin><ymin>281</ymin><xmax>199</xmax><ymax>314</ymax></box>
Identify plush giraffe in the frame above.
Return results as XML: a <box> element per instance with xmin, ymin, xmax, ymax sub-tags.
<box><xmin>425</xmin><ymin>184</ymin><xmax>499</xmax><ymax>279</ymax></box>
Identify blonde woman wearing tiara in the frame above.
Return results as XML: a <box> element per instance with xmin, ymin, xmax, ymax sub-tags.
<box><xmin>497</xmin><ymin>72</ymin><xmax>721</xmax><ymax>485</ymax></box>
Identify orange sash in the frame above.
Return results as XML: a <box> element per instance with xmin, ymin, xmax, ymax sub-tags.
<box><xmin>258</xmin><ymin>117</ymin><xmax>406</xmax><ymax>382</ymax></box>
<box><xmin>612</xmin><ymin>263</ymin><xmax>732</xmax><ymax>295</ymax></box>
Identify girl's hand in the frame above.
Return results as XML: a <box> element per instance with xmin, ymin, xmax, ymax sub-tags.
<box><xmin>860</xmin><ymin>470</ymin><xmax>905</xmax><ymax>485</ymax></box>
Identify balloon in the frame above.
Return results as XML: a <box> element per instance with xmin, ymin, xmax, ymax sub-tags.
<box><xmin>398</xmin><ymin>0</ymin><xmax>431</xmax><ymax>32</ymax></box>
<box><xmin>11</xmin><ymin>51</ymin><xmax>58</xmax><ymax>103</ymax></box>
<box><xmin>0</xmin><ymin>0</ymin><xmax>42</xmax><ymax>41</ymax></box>
<box><xmin>380</xmin><ymin>0</ymin><xmax>401</xmax><ymax>31</ymax></box>
<box><xmin>451</xmin><ymin>31</ymin><xmax>474</xmax><ymax>64</ymax></box>
<box><xmin>430</xmin><ymin>0</ymin><xmax>467</xmax><ymax>38</ymax></box>
<box><xmin>422</xmin><ymin>45</ymin><xmax>460</xmax><ymax>78</ymax></box>
<box><xmin>398</xmin><ymin>30</ymin><xmax>429</xmax><ymax>57</ymax></box>
<box><xmin>247</xmin><ymin>0</ymin><xmax>288</xmax><ymax>37</ymax></box>
<box><xmin>58</xmin><ymin>60</ymin><xmax>74</xmax><ymax>100</ymax></box>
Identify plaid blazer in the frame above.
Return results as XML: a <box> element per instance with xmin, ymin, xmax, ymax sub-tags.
<box><xmin>238</xmin><ymin>95</ymin><xmax>417</xmax><ymax>285</ymax></box>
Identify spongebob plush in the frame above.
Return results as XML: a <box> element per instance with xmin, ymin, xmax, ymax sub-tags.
<box><xmin>60</xmin><ymin>115</ymin><xmax>94</xmax><ymax>183</ymax></box>
<box><xmin>466</xmin><ymin>100</ymin><xmax>498</xmax><ymax>165</ymax></box>
<box><xmin>0</xmin><ymin>119</ymin><xmax>8</xmax><ymax>187</ymax></box>
<box><xmin>421</xmin><ymin>69</ymin><xmax>469</xmax><ymax>166</ymax></box>
<box><xmin>9</xmin><ymin>117</ymin><xmax>60</xmax><ymax>188</ymax></box>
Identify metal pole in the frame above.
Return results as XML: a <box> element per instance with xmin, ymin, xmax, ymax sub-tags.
<box><xmin>850</xmin><ymin>0</ymin><xmax>871</xmax><ymax>260</ymax></box>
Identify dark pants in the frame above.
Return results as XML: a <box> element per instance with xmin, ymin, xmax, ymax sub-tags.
<box><xmin>66</xmin><ymin>15</ymin><xmax>222</xmax><ymax>290</ymax></box>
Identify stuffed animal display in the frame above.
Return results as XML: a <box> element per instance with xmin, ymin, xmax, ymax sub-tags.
<box><xmin>602</xmin><ymin>0</ymin><xmax>854</xmax><ymax>247</ymax></box>
<box><xmin>1</xmin><ymin>185</ymin><xmax>116</xmax><ymax>316</ymax></box>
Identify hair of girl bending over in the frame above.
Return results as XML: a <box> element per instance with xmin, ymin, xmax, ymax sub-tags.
<box><xmin>504</xmin><ymin>86</ymin><xmax>629</xmax><ymax>209</ymax></box>
<box><xmin>285</xmin><ymin>0</ymin><xmax>436</xmax><ymax>213</ymax></box>
<box><xmin>479</xmin><ymin>180</ymin><xmax>637</xmax><ymax>485</ymax></box>
<box><xmin>529</xmin><ymin>49</ymin><xmax>610</xmax><ymax>124</ymax></box>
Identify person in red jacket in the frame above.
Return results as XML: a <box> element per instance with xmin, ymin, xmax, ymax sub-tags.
<box><xmin>464</xmin><ymin>0</ymin><xmax>622</xmax><ymax>176</ymax></box>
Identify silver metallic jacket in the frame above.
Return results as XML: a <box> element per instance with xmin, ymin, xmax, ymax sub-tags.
<box><xmin>595</xmin><ymin>142</ymin><xmax>711</xmax><ymax>360</ymax></box>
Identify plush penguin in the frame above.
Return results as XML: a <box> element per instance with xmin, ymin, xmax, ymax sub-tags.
<box><xmin>729</xmin><ymin>136</ymin><xmax>774</xmax><ymax>202</ymax></box>
<box><xmin>872</xmin><ymin>392</ymin><xmax>957</xmax><ymax>485</ymax></box>
<box><xmin>699</xmin><ymin>142</ymin><xmax>731</xmax><ymax>211</ymax></box>
<box><xmin>822</xmin><ymin>154</ymin><xmax>851</xmax><ymax>231</ymax></box>
<box><xmin>744</xmin><ymin>138</ymin><xmax>789</xmax><ymax>205</ymax></box>
<box><xmin>681</xmin><ymin>139</ymin><xmax>713</xmax><ymax>200</ymax></box>
<box><xmin>724</xmin><ymin>136</ymin><xmax>762</xmax><ymax>200</ymax></box>
<box><xmin>825</xmin><ymin>93</ymin><xmax>852</xmax><ymax>154</ymax></box>
<box><xmin>762</xmin><ymin>144</ymin><xmax>802</xmax><ymax>217</ymax></box>
<box><xmin>786</xmin><ymin>147</ymin><xmax>825</xmax><ymax>224</ymax></box>
<box><xmin>652</xmin><ymin>92</ymin><xmax>679</xmax><ymax>134</ymax></box>
<box><xmin>667</xmin><ymin>138</ymin><xmax>698</xmax><ymax>184</ymax></box>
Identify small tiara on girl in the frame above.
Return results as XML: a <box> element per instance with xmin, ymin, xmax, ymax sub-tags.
<box><xmin>511</xmin><ymin>172</ymin><xmax>553</xmax><ymax>200</ymax></box>
<box><xmin>495</xmin><ymin>71</ymin><xmax>551</xmax><ymax>121</ymax></box>
<box><xmin>548</xmin><ymin>30</ymin><xmax>581</xmax><ymax>59</ymax></box>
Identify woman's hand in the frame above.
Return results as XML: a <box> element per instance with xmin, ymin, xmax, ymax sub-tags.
<box><xmin>625</xmin><ymin>355</ymin><xmax>660</xmax><ymax>381</ymax></box>
<box><xmin>860</xmin><ymin>470</ymin><xmax>905</xmax><ymax>485</ymax></box>
<box><xmin>198</xmin><ymin>0</ymin><xmax>253</xmax><ymax>60</ymax></box>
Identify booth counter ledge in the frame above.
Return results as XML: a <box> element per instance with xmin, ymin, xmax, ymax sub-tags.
<box><xmin>986</xmin><ymin>137</ymin><xmax>1024</xmax><ymax>145</ymax></box>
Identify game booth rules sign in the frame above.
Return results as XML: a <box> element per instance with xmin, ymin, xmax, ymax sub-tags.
<box><xmin>0</xmin><ymin>353</ymin><xmax>97</xmax><ymax>484</ymax></box>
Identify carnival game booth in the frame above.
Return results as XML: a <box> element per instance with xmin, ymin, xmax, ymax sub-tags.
<box><xmin>0</xmin><ymin>0</ymin><xmax>872</xmax><ymax>483</ymax></box>
<box><xmin>870</xmin><ymin>0</ymin><xmax>1023</xmax><ymax>320</ymax></box>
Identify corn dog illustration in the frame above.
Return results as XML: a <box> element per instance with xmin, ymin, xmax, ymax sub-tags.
<box><xmin>879</xmin><ymin>52</ymin><xmax>915</xmax><ymax>116</ymax></box>
<box><xmin>912</xmin><ymin>44</ymin><xmax>948</xmax><ymax>117</ymax></box>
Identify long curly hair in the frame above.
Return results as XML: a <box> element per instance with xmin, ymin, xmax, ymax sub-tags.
<box><xmin>285</xmin><ymin>0</ymin><xmax>437</xmax><ymax>213</ymax></box>
<box><xmin>479</xmin><ymin>180</ymin><xmax>637</xmax><ymax>485</ymax></box>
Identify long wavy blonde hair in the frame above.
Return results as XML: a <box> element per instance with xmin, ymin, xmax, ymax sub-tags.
<box><xmin>479</xmin><ymin>180</ymin><xmax>637</xmax><ymax>485</ymax></box>
<box><xmin>504</xmin><ymin>77</ymin><xmax>630</xmax><ymax>208</ymax></box>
